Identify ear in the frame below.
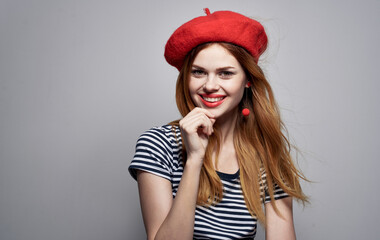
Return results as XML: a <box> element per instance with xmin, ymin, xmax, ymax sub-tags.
<box><xmin>245</xmin><ymin>81</ymin><xmax>252</xmax><ymax>88</ymax></box>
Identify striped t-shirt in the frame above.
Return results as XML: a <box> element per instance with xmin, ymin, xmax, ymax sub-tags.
<box><xmin>129</xmin><ymin>125</ymin><xmax>289</xmax><ymax>240</ymax></box>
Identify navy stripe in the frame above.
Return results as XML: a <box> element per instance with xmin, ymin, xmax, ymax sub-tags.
<box><xmin>129</xmin><ymin>125</ymin><xmax>289</xmax><ymax>239</ymax></box>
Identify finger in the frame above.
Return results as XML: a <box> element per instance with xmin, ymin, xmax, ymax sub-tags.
<box><xmin>181</xmin><ymin>112</ymin><xmax>210</xmax><ymax>128</ymax></box>
<box><xmin>189</xmin><ymin>107</ymin><xmax>215</xmax><ymax>119</ymax></box>
<box><xmin>196</xmin><ymin>114</ymin><xmax>214</xmax><ymax>136</ymax></box>
<box><xmin>186</xmin><ymin>115</ymin><xmax>210</xmax><ymax>133</ymax></box>
<box><xmin>181</xmin><ymin>109</ymin><xmax>215</xmax><ymax>131</ymax></box>
<box><xmin>180</xmin><ymin>110</ymin><xmax>215</xmax><ymax>138</ymax></box>
<box><xmin>182</xmin><ymin>114</ymin><xmax>213</xmax><ymax>136</ymax></box>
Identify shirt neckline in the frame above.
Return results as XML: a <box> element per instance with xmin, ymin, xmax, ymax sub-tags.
<box><xmin>216</xmin><ymin>169</ymin><xmax>240</xmax><ymax>180</ymax></box>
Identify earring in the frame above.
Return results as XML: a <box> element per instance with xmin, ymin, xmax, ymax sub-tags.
<box><xmin>242</xmin><ymin>82</ymin><xmax>251</xmax><ymax>117</ymax></box>
<box><xmin>242</xmin><ymin>108</ymin><xmax>250</xmax><ymax>116</ymax></box>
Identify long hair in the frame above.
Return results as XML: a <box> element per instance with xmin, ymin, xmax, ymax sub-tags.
<box><xmin>169</xmin><ymin>42</ymin><xmax>308</xmax><ymax>224</ymax></box>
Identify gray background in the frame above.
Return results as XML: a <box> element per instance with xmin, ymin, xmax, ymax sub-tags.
<box><xmin>1</xmin><ymin>0</ymin><xmax>379</xmax><ymax>239</ymax></box>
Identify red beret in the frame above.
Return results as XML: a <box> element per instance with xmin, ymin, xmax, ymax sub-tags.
<box><xmin>164</xmin><ymin>8</ymin><xmax>268</xmax><ymax>71</ymax></box>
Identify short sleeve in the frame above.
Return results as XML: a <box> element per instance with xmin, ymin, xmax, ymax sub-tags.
<box><xmin>260</xmin><ymin>168</ymin><xmax>289</xmax><ymax>204</ymax></box>
<box><xmin>264</xmin><ymin>183</ymin><xmax>289</xmax><ymax>204</ymax></box>
<box><xmin>128</xmin><ymin>127</ymin><xmax>174</xmax><ymax>181</ymax></box>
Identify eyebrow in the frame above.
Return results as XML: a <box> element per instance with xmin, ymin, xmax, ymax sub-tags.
<box><xmin>192</xmin><ymin>65</ymin><xmax>236</xmax><ymax>71</ymax></box>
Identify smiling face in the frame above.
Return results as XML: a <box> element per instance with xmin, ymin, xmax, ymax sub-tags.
<box><xmin>188</xmin><ymin>44</ymin><xmax>249</xmax><ymax>121</ymax></box>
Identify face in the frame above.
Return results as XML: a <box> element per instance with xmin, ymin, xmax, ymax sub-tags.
<box><xmin>189</xmin><ymin>44</ymin><xmax>249</xmax><ymax>120</ymax></box>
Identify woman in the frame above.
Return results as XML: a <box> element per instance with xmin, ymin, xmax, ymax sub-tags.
<box><xmin>129</xmin><ymin>9</ymin><xmax>308</xmax><ymax>240</ymax></box>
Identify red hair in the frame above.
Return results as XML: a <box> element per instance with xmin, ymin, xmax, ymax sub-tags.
<box><xmin>170</xmin><ymin>42</ymin><xmax>308</xmax><ymax>224</ymax></box>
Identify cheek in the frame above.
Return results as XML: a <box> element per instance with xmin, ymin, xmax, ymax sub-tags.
<box><xmin>188</xmin><ymin>78</ymin><xmax>203</xmax><ymax>94</ymax></box>
<box><xmin>226</xmin><ymin>82</ymin><xmax>245</xmax><ymax>96</ymax></box>
<box><xmin>236</xmin><ymin>88</ymin><xmax>245</xmax><ymax>103</ymax></box>
<box><xmin>188</xmin><ymin>80</ymin><xmax>201</xmax><ymax>103</ymax></box>
<box><xmin>189</xmin><ymin>92</ymin><xmax>198</xmax><ymax>104</ymax></box>
<box><xmin>188</xmin><ymin>83</ymin><xmax>197</xmax><ymax>97</ymax></box>
<box><xmin>228</xmin><ymin>84</ymin><xmax>246</xmax><ymax>105</ymax></box>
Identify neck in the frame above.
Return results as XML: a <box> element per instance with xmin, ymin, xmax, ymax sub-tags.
<box><xmin>214</xmin><ymin>109</ymin><xmax>238</xmax><ymax>144</ymax></box>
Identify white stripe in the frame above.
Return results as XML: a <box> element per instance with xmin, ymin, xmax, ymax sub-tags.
<box><xmin>130</xmin><ymin>125</ymin><xmax>289</xmax><ymax>239</ymax></box>
<box><xmin>195</xmin><ymin>214</ymin><xmax>255</xmax><ymax>231</ymax></box>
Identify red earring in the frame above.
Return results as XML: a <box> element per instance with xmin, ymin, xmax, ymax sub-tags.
<box><xmin>242</xmin><ymin>108</ymin><xmax>250</xmax><ymax>116</ymax></box>
<box><xmin>242</xmin><ymin>82</ymin><xmax>251</xmax><ymax>117</ymax></box>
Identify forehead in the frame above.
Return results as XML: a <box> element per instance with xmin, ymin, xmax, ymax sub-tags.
<box><xmin>192</xmin><ymin>44</ymin><xmax>241</xmax><ymax>69</ymax></box>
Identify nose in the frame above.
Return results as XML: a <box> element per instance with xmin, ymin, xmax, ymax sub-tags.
<box><xmin>203</xmin><ymin>74</ymin><xmax>219</xmax><ymax>92</ymax></box>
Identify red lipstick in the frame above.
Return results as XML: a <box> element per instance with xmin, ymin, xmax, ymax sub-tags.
<box><xmin>199</xmin><ymin>94</ymin><xmax>226</xmax><ymax>108</ymax></box>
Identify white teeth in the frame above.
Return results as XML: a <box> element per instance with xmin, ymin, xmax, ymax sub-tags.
<box><xmin>203</xmin><ymin>97</ymin><xmax>224</xmax><ymax>102</ymax></box>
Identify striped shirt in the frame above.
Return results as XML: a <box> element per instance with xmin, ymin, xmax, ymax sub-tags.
<box><xmin>129</xmin><ymin>125</ymin><xmax>288</xmax><ymax>239</ymax></box>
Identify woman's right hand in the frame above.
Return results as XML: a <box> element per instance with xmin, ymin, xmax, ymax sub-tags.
<box><xmin>179</xmin><ymin>108</ymin><xmax>216</xmax><ymax>166</ymax></box>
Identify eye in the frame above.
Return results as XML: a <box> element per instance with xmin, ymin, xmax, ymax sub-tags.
<box><xmin>219</xmin><ymin>71</ymin><xmax>235</xmax><ymax>79</ymax></box>
<box><xmin>191</xmin><ymin>69</ymin><xmax>206</xmax><ymax>78</ymax></box>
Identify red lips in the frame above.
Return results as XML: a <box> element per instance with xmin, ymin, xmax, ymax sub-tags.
<box><xmin>199</xmin><ymin>94</ymin><xmax>226</xmax><ymax>108</ymax></box>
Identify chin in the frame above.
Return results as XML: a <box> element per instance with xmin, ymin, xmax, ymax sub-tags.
<box><xmin>207</xmin><ymin>108</ymin><xmax>222</xmax><ymax>117</ymax></box>
<box><xmin>216</xmin><ymin>108</ymin><xmax>239</xmax><ymax>121</ymax></box>
<box><xmin>210</xmin><ymin>110</ymin><xmax>228</xmax><ymax>120</ymax></box>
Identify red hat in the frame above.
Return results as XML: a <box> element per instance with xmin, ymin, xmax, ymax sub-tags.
<box><xmin>164</xmin><ymin>8</ymin><xmax>268</xmax><ymax>71</ymax></box>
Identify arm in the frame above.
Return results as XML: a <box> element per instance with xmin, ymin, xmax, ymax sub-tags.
<box><xmin>265</xmin><ymin>197</ymin><xmax>296</xmax><ymax>240</ymax></box>
<box><xmin>137</xmin><ymin>160</ymin><xmax>202</xmax><ymax>240</ymax></box>
<box><xmin>137</xmin><ymin>108</ymin><xmax>215</xmax><ymax>240</ymax></box>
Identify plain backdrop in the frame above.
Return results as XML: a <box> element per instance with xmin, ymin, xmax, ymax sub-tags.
<box><xmin>1</xmin><ymin>0</ymin><xmax>379</xmax><ymax>239</ymax></box>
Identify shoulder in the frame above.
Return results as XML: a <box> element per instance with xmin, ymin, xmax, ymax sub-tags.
<box><xmin>136</xmin><ymin>124</ymin><xmax>181</xmax><ymax>149</ymax></box>
<box><xmin>129</xmin><ymin>125</ymin><xmax>182</xmax><ymax>181</ymax></box>
<box><xmin>260</xmin><ymin>167</ymin><xmax>289</xmax><ymax>203</ymax></box>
